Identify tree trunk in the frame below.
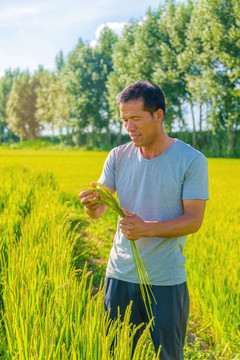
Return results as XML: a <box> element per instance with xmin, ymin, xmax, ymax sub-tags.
<box><xmin>198</xmin><ymin>102</ymin><xmax>203</xmax><ymax>147</ymax></box>
<box><xmin>178</xmin><ymin>104</ymin><xmax>185</xmax><ymax>140</ymax></box>
<box><xmin>86</xmin><ymin>126</ymin><xmax>90</xmax><ymax>145</ymax></box>
<box><xmin>227</xmin><ymin>127</ymin><xmax>235</xmax><ymax>157</ymax></box>
<box><xmin>91</xmin><ymin>124</ymin><xmax>96</xmax><ymax>147</ymax></box>
<box><xmin>117</xmin><ymin>121</ymin><xmax>122</xmax><ymax>146</ymax></box>
<box><xmin>66</xmin><ymin>125</ymin><xmax>71</xmax><ymax>145</ymax></box>
<box><xmin>199</xmin><ymin>103</ymin><xmax>202</xmax><ymax>132</ymax></box>
<box><xmin>51</xmin><ymin>124</ymin><xmax>55</xmax><ymax>142</ymax></box>
<box><xmin>105</xmin><ymin>123</ymin><xmax>111</xmax><ymax>146</ymax></box>
<box><xmin>76</xmin><ymin>129</ymin><xmax>81</xmax><ymax>146</ymax></box>
<box><xmin>0</xmin><ymin>124</ymin><xmax>3</xmax><ymax>145</ymax></box>
<box><xmin>190</xmin><ymin>101</ymin><xmax>196</xmax><ymax>149</ymax></box>
<box><xmin>59</xmin><ymin>126</ymin><xmax>64</xmax><ymax>143</ymax></box>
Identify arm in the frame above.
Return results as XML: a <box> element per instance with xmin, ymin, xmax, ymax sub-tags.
<box><xmin>119</xmin><ymin>199</ymin><xmax>206</xmax><ymax>241</ymax></box>
<box><xmin>79</xmin><ymin>182</ymin><xmax>115</xmax><ymax>219</ymax></box>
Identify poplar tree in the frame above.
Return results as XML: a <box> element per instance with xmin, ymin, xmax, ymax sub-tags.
<box><xmin>0</xmin><ymin>69</ymin><xmax>20</xmax><ymax>143</ymax></box>
<box><xmin>35</xmin><ymin>71</ymin><xmax>69</xmax><ymax>138</ymax></box>
<box><xmin>6</xmin><ymin>72</ymin><xmax>43</xmax><ymax>140</ymax></box>
<box><xmin>106</xmin><ymin>22</ymin><xmax>140</xmax><ymax>144</ymax></box>
<box><xmin>181</xmin><ymin>0</ymin><xmax>240</xmax><ymax>155</ymax></box>
<box><xmin>61</xmin><ymin>29</ymin><xmax>117</xmax><ymax>146</ymax></box>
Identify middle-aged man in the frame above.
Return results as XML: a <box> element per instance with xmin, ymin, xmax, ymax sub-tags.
<box><xmin>79</xmin><ymin>81</ymin><xmax>209</xmax><ymax>359</ymax></box>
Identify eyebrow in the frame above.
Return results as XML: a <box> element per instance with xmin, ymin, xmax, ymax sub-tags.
<box><xmin>121</xmin><ymin>115</ymin><xmax>142</xmax><ymax>119</ymax></box>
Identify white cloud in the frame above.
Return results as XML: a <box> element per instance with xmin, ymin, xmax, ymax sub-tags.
<box><xmin>138</xmin><ymin>15</ymin><xmax>147</xmax><ymax>26</ymax></box>
<box><xmin>95</xmin><ymin>22</ymin><xmax>127</xmax><ymax>39</ymax></box>
<box><xmin>89</xmin><ymin>40</ymin><xmax>98</xmax><ymax>48</ymax></box>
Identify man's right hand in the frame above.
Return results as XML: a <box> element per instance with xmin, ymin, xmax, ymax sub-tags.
<box><xmin>79</xmin><ymin>182</ymin><xmax>102</xmax><ymax>211</ymax></box>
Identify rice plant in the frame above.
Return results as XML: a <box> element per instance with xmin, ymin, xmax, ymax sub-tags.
<box><xmin>0</xmin><ymin>167</ymin><xmax>160</xmax><ymax>359</ymax></box>
<box><xmin>79</xmin><ymin>183</ymin><xmax>157</xmax><ymax>327</ymax></box>
<box><xmin>1</xmin><ymin>149</ymin><xmax>240</xmax><ymax>358</ymax></box>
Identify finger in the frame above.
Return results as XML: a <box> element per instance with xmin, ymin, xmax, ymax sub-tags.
<box><xmin>88</xmin><ymin>201</ymin><xmax>101</xmax><ymax>210</ymax></box>
<box><xmin>79</xmin><ymin>189</ymin><xmax>99</xmax><ymax>199</ymax></box>
<box><xmin>121</xmin><ymin>208</ymin><xmax>135</xmax><ymax>217</ymax></box>
<box><xmin>121</xmin><ymin>230</ymin><xmax>132</xmax><ymax>241</ymax></box>
<box><xmin>120</xmin><ymin>226</ymin><xmax>128</xmax><ymax>235</ymax></box>
<box><xmin>121</xmin><ymin>229</ymin><xmax>137</xmax><ymax>241</ymax></box>
<box><xmin>84</xmin><ymin>200</ymin><xmax>100</xmax><ymax>211</ymax></box>
<box><xmin>79</xmin><ymin>189</ymin><xmax>93</xmax><ymax>199</ymax></box>
<box><xmin>79</xmin><ymin>182</ymin><xmax>97</xmax><ymax>199</ymax></box>
<box><xmin>119</xmin><ymin>218</ymin><xmax>128</xmax><ymax>225</ymax></box>
<box><xmin>81</xmin><ymin>194</ymin><xmax>98</xmax><ymax>205</ymax></box>
<box><xmin>119</xmin><ymin>223</ymin><xmax>132</xmax><ymax>232</ymax></box>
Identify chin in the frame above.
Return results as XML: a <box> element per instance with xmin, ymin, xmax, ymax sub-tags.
<box><xmin>131</xmin><ymin>141</ymin><xmax>142</xmax><ymax>147</ymax></box>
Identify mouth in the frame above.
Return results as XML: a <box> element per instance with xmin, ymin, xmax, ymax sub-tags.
<box><xmin>130</xmin><ymin>134</ymin><xmax>141</xmax><ymax>141</ymax></box>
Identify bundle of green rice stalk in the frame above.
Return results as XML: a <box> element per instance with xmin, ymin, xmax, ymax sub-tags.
<box><xmin>80</xmin><ymin>183</ymin><xmax>157</xmax><ymax>327</ymax></box>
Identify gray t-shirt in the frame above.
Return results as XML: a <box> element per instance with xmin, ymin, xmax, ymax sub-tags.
<box><xmin>98</xmin><ymin>139</ymin><xmax>209</xmax><ymax>286</ymax></box>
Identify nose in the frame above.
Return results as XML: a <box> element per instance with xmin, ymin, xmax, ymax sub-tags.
<box><xmin>125</xmin><ymin>119</ymin><xmax>136</xmax><ymax>131</ymax></box>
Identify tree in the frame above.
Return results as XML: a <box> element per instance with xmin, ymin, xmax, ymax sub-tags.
<box><xmin>94</xmin><ymin>26</ymin><xmax>118</xmax><ymax>144</ymax></box>
<box><xmin>0</xmin><ymin>69</ymin><xmax>21</xmax><ymax>143</ymax></box>
<box><xmin>35</xmin><ymin>71</ymin><xmax>68</xmax><ymax>138</ymax></box>
<box><xmin>61</xmin><ymin>31</ymin><xmax>117</xmax><ymax>146</ymax></box>
<box><xmin>108</xmin><ymin>2</ymin><xmax>192</xmax><ymax>137</ymax></box>
<box><xmin>6</xmin><ymin>72</ymin><xmax>43</xmax><ymax>140</ymax></box>
<box><xmin>180</xmin><ymin>0</ymin><xmax>240</xmax><ymax>155</ymax></box>
<box><xmin>106</xmin><ymin>22</ymin><xmax>141</xmax><ymax>144</ymax></box>
<box><xmin>55</xmin><ymin>50</ymin><xmax>65</xmax><ymax>74</ymax></box>
<box><xmin>152</xmin><ymin>0</ymin><xmax>193</xmax><ymax>134</ymax></box>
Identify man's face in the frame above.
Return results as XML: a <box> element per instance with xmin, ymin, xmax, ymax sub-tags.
<box><xmin>120</xmin><ymin>99</ymin><xmax>161</xmax><ymax>148</ymax></box>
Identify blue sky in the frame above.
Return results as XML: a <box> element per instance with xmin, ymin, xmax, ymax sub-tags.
<box><xmin>0</xmin><ymin>0</ymin><xmax>163</xmax><ymax>76</ymax></box>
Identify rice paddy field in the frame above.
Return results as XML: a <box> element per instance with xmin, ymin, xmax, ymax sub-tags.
<box><xmin>0</xmin><ymin>148</ymin><xmax>239</xmax><ymax>359</ymax></box>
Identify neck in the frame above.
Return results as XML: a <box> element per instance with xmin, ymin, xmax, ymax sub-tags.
<box><xmin>140</xmin><ymin>134</ymin><xmax>177</xmax><ymax>160</ymax></box>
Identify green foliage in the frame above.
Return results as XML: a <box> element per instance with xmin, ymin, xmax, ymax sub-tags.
<box><xmin>35</xmin><ymin>71</ymin><xmax>68</xmax><ymax>132</ymax></box>
<box><xmin>55</xmin><ymin>50</ymin><xmax>65</xmax><ymax>74</ymax></box>
<box><xmin>61</xmin><ymin>28</ymin><xmax>117</xmax><ymax>146</ymax></box>
<box><xmin>0</xmin><ymin>69</ymin><xmax>21</xmax><ymax>143</ymax></box>
<box><xmin>5</xmin><ymin>71</ymin><xmax>43</xmax><ymax>140</ymax></box>
<box><xmin>106</xmin><ymin>22</ymin><xmax>141</xmax><ymax>122</ymax></box>
<box><xmin>180</xmin><ymin>0</ymin><xmax>240</xmax><ymax>150</ymax></box>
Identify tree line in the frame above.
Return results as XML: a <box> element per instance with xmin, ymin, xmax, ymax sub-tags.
<box><xmin>0</xmin><ymin>0</ymin><xmax>239</xmax><ymax>157</ymax></box>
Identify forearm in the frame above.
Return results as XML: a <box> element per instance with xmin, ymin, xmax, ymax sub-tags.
<box><xmin>120</xmin><ymin>200</ymin><xmax>206</xmax><ymax>241</ymax></box>
<box><xmin>145</xmin><ymin>213</ymin><xmax>202</xmax><ymax>238</ymax></box>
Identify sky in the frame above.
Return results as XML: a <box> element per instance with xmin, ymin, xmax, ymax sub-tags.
<box><xmin>0</xmin><ymin>0</ymin><xmax>163</xmax><ymax>77</ymax></box>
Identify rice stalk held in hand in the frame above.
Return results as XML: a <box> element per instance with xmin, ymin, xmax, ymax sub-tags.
<box><xmin>80</xmin><ymin>183</ymin><xmax>157</xmax><ymax>327</ymax></box>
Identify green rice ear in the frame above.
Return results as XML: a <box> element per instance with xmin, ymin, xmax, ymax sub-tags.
<box><xmin>80</xmin><ymin>183</ymin><xmax>156</xmax><ymax>326</ymax></box>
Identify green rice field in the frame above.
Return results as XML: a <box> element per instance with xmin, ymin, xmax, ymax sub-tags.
<box><xmin>0</xmin><ymin>148</ymin><xmax>239</xmax><ymax>359</ymax></box>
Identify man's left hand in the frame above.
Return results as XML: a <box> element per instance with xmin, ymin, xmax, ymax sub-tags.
<box><xmin>119</xmin><ymin>208</ymin><xmax>147</xmax><ymax>241</ymax></box>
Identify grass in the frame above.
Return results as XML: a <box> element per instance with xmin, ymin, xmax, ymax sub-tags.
<box><xmin>0</xmin><ymin>148</ymin><xmax>239</xmax><ymax>358</ymax></box>
<box><xmin>0</xmin><ymin>148</ymin><xmax>107</xmax><ymax>194</ymax></box>
<box><xmin>0</xmin><ymin>167</ymin><xmax>160</xmax><ymax>359</ymax></box>
<box><xmin>184</xmin><ymin>159</ymin><xmax>240</xmax><ymax>357</ymax></box>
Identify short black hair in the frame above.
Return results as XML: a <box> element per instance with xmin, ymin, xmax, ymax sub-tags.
<box><xmin>116</xmin><ymin>81</ymin><xmax>165</xmax><ymax>115</ymax></box>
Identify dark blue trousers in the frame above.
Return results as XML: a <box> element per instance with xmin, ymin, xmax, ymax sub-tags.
<box><xmin>104</xmin><ymin>277</ymin><xmax>189</xmax><ymax>360</ymax></box>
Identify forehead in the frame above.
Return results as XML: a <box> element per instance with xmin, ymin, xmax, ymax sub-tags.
<box><xmin>119</xmin><ymin>99</ymin><xmax>146</xmax><ymax>116</ymax></box>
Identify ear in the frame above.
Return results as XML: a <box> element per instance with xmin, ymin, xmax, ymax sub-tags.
<box><xmin>154</xmin><ymin>109</ymin><xmax>164</xmax><ymax>124</ymax></box>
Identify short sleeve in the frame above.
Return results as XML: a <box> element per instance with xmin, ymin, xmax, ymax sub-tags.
<box><xmin>98</xmin><ymin>148</ymin><xmax>116</xmax><ymax>191</ymax></box>
<box><xmin>182</xmin><ymin>153</ymin><xmax>209</xmax><ymax>200</ymax></box>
